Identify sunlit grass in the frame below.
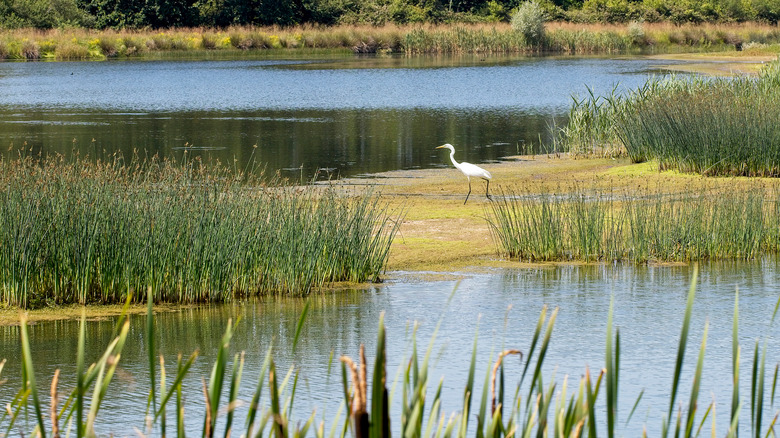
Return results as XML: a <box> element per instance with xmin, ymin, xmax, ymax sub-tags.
<box><xmin>0</xmin><ymin>152</ymin><xmax>399</xmax><ymax>308</ymax></box>
<box><xmin>486</xmin><ymin>184</ymin><xmax>780</xmax><ymax>263</ymax></box>
<box><xmin>0</xmin><ymin>22</ymin><xmax>779</xmax><ymax>59</ymax></box>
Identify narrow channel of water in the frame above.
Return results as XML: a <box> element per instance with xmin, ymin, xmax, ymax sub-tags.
<box><xmin>2</xmin><ymin>261</ymin><xmax>778</xmax><ymax>436</ymax></box>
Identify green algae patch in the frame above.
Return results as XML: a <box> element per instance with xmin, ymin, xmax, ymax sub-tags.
<box><xmin>0</xmin><ymin>303</ymin><xmax>192</xmax><ymax>326</ymax></box>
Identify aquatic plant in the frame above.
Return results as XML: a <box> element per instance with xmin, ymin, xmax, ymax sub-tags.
<box><xmin>486</xmin><ymin>184</ymin><xmax>780</xmax><ymax>263</ymax></box>
<box><xmin>2</xmin><ymin>269</ymin><xmax>779</xmax><ymax>437</ymax></box>
<box><xmin>558</xmin><ymin>57</ymin><xmax>780</xmax><ymax>176</ymax></box>
<box><xmin>0</xmin><ymin>153</ymin><xmax>400</xmax><ymax>307</ymax></box>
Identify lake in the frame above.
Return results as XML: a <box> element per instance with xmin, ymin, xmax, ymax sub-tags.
<box><xmin>4</xmin><ymin>53</ymin><xmax>774</xmax><ymax>437</ymax></box>
<box><xmin>1</xmin><ymin>262</ymin><xmax>779</xmax><ymax>436</ymax></box>
<box><xmin>0</xmin><ymin>54</ymin><xmax>671</xmax><ymax>180</ymax></box>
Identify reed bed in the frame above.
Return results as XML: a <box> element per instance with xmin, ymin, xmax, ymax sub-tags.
<box><xmin>0</xmin><ymin>153</ymin><xmax>399</xmax><ymax>308</ymax></box>
<box><xmin>0</xmin><ymin>22</ymin><xmax>779</xmax><ymax>59</ymax></box>
<box><xmin>558</xmin><ymin>57</ymin><xmax>780</xmax><ymax>175</ymax></box>
<box><xmin>2</xmin><ymin>271</ymin><xmax>779</xmax><ymax>437</ymax></box>
<box><xmin>486</xmin><ymin>185</ymin><xmax>780</xmax><ymax>263</ymax></box>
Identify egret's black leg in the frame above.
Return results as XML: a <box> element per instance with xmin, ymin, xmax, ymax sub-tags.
<box><xmin>464</xmin><ymin>180</ymin><xmax>472</xmax><ymax>205</ymax></box>
<box><xmin>485</xmin><ymin>179</ymin><xmax>492</xmax><ymax>200</ymax></box>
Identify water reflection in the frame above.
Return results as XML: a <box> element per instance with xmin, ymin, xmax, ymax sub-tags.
<box><xmin>0</xmin><ymin>55</ymin><xmax>672</xmax><ymax>179</ymax></box>
<box><xmin>1</xmin><ymin>261</ymin><xmax>779</xmax><ymax>435</ymax></box>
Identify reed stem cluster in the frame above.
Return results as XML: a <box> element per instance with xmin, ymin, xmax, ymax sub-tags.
<box><xmin>487</xmin><ymin>185</ymin><xmax>780</xmax><ymax>263</ymax></box>
<box><xmin>0</xmin><ymin>153</ymin><xmax>399</xmax><ymax>307</ymax></box>
<box><xmin>559</xmin><ymin>57</ymin><xmax>780</xmax><ymax>176</ymax></box>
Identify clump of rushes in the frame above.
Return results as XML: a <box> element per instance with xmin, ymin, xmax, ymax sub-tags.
<box><xmin>559</xmin><ymin>57</ymin><xmax>780</xmax><ymax>176</ymax></box>
<box><xmin>487</xmin><ymin>184</ymin><xmax>780</xmax><ymax>263</ymax></box>
<box><xmin>0</xmin><ymin>152</ymin><xmax>400</xmax><ymax>308</ymax></box>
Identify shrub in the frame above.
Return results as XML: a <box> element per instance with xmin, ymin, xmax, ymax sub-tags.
<box><xmin>98</xmin><ymin>37</ymin><xmax>118</xmax><ymax>56</ymax></box>
<box><xmin>21</xmin><ymin>40</ymin><xmax>40</xmax><ymax>59</ymax></box>
<box><xmin>0</xmin><ymin>40</ymin><xmax>7</xmax><ymax>59</ymax></box>
<box><xmin>511</xmin><ymin>1</ymin><xmax>547</xmax><ymax>45</ymax></box>
<box><xmin>200</xmin><ymin>34</ymin><xmax>217</xmax><ymax>49</ymax></box>
<box><xmin>54</xmin><ymin>41</ymin><xmax>89</xmax><ymax>59</ymax></box>
<box><xmin>627</xmin><ymin>20</ymin><xmax>646</xmax><ymax>45</ymax></box>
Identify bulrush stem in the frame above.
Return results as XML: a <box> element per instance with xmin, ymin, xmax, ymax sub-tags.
<box><xmin>50</xmin><ymin>369</ymin><xmax>60</xmax><ymax>438</ymax></box>
<box><xmin>491</xmin><ymin>349</ymin><xmax>522</xmax><ymax>414</ymax></box>
<box><xmin>340</xmin><ymin>345</ymin><xmax>369</xmax><ymax>438</ymax></box>
<box><xmin>202</xmin><ymin>378</ymin><xmax>212</xmax><ymax>438</ymax></box>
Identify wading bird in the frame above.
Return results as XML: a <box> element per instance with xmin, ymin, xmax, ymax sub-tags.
<box><xmin>436</xmin><ymin>143</ymin><xmax>492</xmax><ymax>204</ymax></box>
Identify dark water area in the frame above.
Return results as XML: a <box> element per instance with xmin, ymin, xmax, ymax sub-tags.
<box><xmin>0</xmin><ymin>55</ymin><xmax>671</xmax><ymax>179</ymax></box>
<box><xmin>2</xmin><ymin>261</ymin><xmax>779</xmax><ymax>436</ymax></box>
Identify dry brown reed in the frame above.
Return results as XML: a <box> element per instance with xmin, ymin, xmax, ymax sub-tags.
<box><xmin>0</xmin><ymin>22</ymin><xmax>777</xmax><ymax>59</ymax></box>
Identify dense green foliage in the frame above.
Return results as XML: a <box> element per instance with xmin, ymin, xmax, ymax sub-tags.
<box><xmin>559</xmin><ymin>58</ymin><xmax>780</xmax><ymax>176</ymax></box>
<box><xmin>2</xmin><ymin>0</ymin><xmax>780</xmax><ymax>29</ymax></box>
<box><xmin>3</xmin><ymin>274</ymin><xmax>779</xmax><ymax>437</ymax></box>
<box><xmin>0</xmin><ymin>153</ymin><xmax>399</xmax><ymax>308</ymax></box>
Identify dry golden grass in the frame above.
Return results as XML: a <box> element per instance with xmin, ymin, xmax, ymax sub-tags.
<box><xmin>0</xmin><ymin>21</ymin><xmax>778</xmax><ymax>59</ymax></box>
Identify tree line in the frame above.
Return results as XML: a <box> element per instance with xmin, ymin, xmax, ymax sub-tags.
<box><xmin>1</xmin><ymin>0</ymin><xmax>779</xmax><ymax>30</ymax></box>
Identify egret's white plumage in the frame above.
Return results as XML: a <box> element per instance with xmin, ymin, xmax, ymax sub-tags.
<box><xmin>436</xmin><ymin>143</ymin><xmax>492</xmax><ymax>204</ymax></box>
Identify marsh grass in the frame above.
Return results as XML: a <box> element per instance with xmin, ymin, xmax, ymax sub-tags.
<box><xmin>3</xmin><ymin>270</ymin><xmax>780</xmax><ymax>436</ymax></box>
<box><xmin>0</xmin><ymin>153</ymin><xmax>399</xmax><ymax>308</ymax></box>
<box><xmin>0</xmin><ymin>22</ymin><xmax>779</xmax><ymax>59</ymax></box>
<box><xmin>559</xmin><ymin>57</ymin><xmax>780</xmax><ymax>176</ymax></box>
<box><xmin>487</xmin><ymin>185</ymin><xmax>780</xmax><ymax>263</ymax></box>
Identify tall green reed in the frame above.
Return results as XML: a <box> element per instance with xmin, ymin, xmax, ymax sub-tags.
<box><xmin>487</xmin><ymin>185</ymin><xmax>780</xmax><ymax>263</ymax></box>
<box><xmin>0</xmin><ymin>153</ymin><xmax>400</xmax><ymax>307</ymax></box>
<box><xmin>558</xmin><ymin>57</ymin><xmax>780</xmax><ymax>177</ymax></box>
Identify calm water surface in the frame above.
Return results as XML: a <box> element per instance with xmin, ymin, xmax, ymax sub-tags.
<box><xmin>2</xmin><ymin>262</ymin><xmax>779</xmax><ymax>436</ymax></box>
<box><xmin>0</xmin><ymin>54</ymin><xmax>672</xmax><ymax>179</ymax></box>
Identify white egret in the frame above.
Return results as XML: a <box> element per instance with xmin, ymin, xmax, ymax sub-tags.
<box><xmin>436</xmin><ymin>143</ymin><xmax>492</xmax><ymax>204</ymax></box>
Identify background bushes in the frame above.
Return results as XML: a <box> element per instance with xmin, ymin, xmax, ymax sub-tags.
<box><xmin>3</xmin><ymin>0</ymin><xmax>780</xmax><ymax>30</ymax></box>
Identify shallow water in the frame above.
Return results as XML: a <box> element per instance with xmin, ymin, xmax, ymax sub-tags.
<box><xmin>1</xmin><ymin>261</ymin><xmax>779</xmax><ymax>436</ymax></box>
<box><xmin>0</xmin><ymin>54</ymin><xmax>673</xmax><ymax>179</ymax></box>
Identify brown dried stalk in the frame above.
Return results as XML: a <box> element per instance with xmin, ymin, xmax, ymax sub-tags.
<box><xmin>491</xmin><ymin>349</ymin><xmax>522</xmax><ymax>414</ymax></box>
<box><xmin>51</xmin><ymin>369</ymin><xmax>60</xmax><ymax>438</ymax></box>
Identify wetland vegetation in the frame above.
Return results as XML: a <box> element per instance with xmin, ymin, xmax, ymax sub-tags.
<box><xmin>487</xmin><ymin>184</ymin><xmax>780</xmax><ymax>263</ymax></box>
<box><xmin>0</xmin><ymin>153</ymin><xmax>399</xmax><ymax>308</ymax></box>
<box><xmin>2</xmin><ymin>270</ymin><xmax>780</xmax><ymax>437</ymax></box>
<box><xmin>559</xmin><ymin>56</ymin><xmax>780</xmax><ymax>176</ymax></box>
<box><xmin>1</xmin><ymin>21</ymin><xmax>780</xmax><ymax>60</ymax></box>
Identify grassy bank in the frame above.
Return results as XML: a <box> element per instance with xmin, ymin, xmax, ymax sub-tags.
<box><xmin>335</xmin><ymin>154</ymin><xmax>780</xmax><ymax>271</ymax></box>
<box><xmin>559</xmin><ymin>57</ymin><xmax>780</xmax><ymax>175</ymax></box>
<box><xmin>0</xmin><ymin>153</ymin><xmax>399</xmax><ymax>308</ymax></box>
<box><xmin>1</xmin><ymin>22</ymin><xmax>779</xmax><ymax>59</ymax></box>
<box><xmin>2</xmin><ymin>271</ymin><xmax>778</xmax><ymax>436</ymax></box>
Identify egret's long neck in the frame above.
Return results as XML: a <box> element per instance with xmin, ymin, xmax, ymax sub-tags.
<box><xmin>449</xmin><ymin>149</ymin><xmax>459</xmax><ymax>167</ymax></box>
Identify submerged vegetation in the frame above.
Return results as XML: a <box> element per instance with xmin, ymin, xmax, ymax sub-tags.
<box><xmin>0</xmin><ymin>21</ymin><xmax>778</xmax><ymax>60</ymax></box>
<box><xmin>2</xmin><ymin>272</ymin><xmax>779</xmax><ymax>436</ymax></box>
<box><xmin>559</xmin><ymin>57</ymin><xmax>780</xmax><ymax>176</ymax></box>
<box><xmin>0</xmin><ymin>153</ymin><xmax>399</xmax><ymax>308</ymax></box>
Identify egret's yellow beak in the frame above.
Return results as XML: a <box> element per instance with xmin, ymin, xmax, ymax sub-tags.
<box><xmin>435</xmin><ymin>145</ymin><xmax>446</xmax><ymax>149</ymax></box>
